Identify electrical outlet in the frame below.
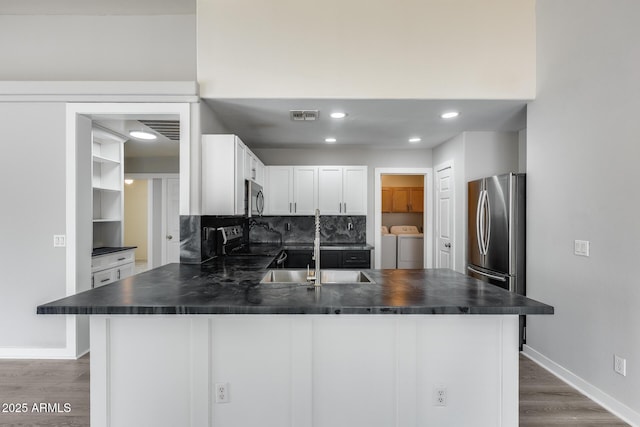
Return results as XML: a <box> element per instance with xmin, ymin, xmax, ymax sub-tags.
<box><xmin>434</xmin><ymin>386</ymin><xmax>447</xmax><ymax>406</ymax></box>
<box><xmin>53</xmin><ymin>235</ymin><xmax>66</xmax><ymax>247</ymax></box>
<box><xmin>614</xmin><ymin>355</ymin><xmax>627</xmax><ymax>377</ymax></box>
<box><xmin>215</xmin><ymin>382</ymin><xmax>230</xmax><ymax>403</ymax></box>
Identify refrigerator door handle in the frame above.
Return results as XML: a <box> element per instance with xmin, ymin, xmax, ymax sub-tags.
<box><xmin>483</xmin><ymin>190</ymin><xmax>491</xmax><ymax>255</ymax></box>
<box><xmin>476</xmin><ymin>191</ymin><xmax>484</xmax><ymax>256</ymax></box>
<box><xmin>467</xmin><ymin>265</ymin><xmax>507</xmax><ymax>282</ymax></box>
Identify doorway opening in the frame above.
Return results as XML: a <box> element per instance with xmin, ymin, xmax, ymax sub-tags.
<box><xmin>66</xmin><ymin>103</ymin><xmax>191</xmax><ymax>357</ymax></box>
<box><xmin>374</xmin><ymin>168</ymin><xmax>433</xmax><ymax>269</ymax></box>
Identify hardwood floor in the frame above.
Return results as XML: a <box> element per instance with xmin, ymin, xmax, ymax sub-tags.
<box><xmin>0</xmin><ymin>353</ymin><xmax>630</xmax><ymax>426</ymax></box>
<box><xmin>520</xmin><ymin>354</ymin><xmax>630</xmax><ymax>426</ymax></box>
<box><xmin>0</xmin><ymin>354</ymin><xmax>89</xmax><ymax>427</ymax></box>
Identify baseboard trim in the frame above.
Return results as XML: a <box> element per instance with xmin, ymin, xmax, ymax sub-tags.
<box><xmin>0</xmin><ymin>347</ymin><xmax>77</xmax><ymax>360</ymax></box>
<box><xmin>522</xmin><ymin>345</ymin><xmax>640</xmax><ymax>427</ymax></box>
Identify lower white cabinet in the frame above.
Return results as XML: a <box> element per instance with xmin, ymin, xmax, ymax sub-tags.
<box><xmin>91</xmin><ymin>249</ymin><xmax>136</xmax><ymax>288</ymax></box>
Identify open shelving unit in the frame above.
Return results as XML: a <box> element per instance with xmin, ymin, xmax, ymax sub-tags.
<box><xmin>92</xmin><ymin>127</ymin><xmax>126</xmax><ymax>249</ymax></box>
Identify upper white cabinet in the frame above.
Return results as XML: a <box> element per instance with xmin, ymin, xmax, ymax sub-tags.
<box><xmin>267</xmin><ymin>165</ymin><xmax>366</xmax><ymax>216</ymax></box>
<box><xmin>92</xmin><ymin>127</ymin><xmax>126</xmax><ymax>248</ymax></box>
<box><xmin>202</xmin><ymin>134</ymin><xmax>264</xmax><ymax>216</ymax></box>
<box><xmin>318</xmin><ymin>166</ymin><xmax>367</xmax><ymax>215</ymax></box>
<box><xmin>265</xmin><ymin>166</ymin><xmax>317</xmax><ymax>215</ymax></box>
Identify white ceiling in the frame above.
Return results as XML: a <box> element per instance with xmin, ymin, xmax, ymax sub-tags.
<box><xmin>205</xmin><ymin>99</ymin><xmax>527</xmax><ymax>150</ymax></box>
<box><xmin>94</xmin><ymin>118</ymin><xmax>179</xmax><ymax>159</ymax></box>
<box><xmin>0</xmin><ymin>0</ymin><xmax>195</xmax><ymax>15</ymax></box>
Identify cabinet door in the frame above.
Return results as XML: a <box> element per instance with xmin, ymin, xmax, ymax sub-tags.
<box><xmin>320</xmin><ymin>251</ymin><xmax>341</xmax><ymax>268</ymax></box>
<box><xmin>381</xmin><ymin>188</ymin><xmax>393</xmax><ymax>213</ymax></box>
<box><xmin>293</xmin><ymin>167</ymin><xmax>317</xmax><ymax>215</ymax></box>
<box><xmin>255</xmin><ymin>159</ymin><xmax>265</xmax><ymax>187</ymax></box>
<box><xmin>410</xmin><ymin>187</ymin><xmax>424</xmax><ymax>212</ymax></box>
<box><xmin>116</xmin><ymin>262</ymin><xmax>135</xmax><ymax>280</ymax></box>
<box><xmin>392</xmin><ymin>188</ymin><xmax>410</xmax><ymax>212</ymax></box>
<box><xmin>343</xmin><ymin>166</ymin><xmax>367</xmax><ymax>215</ymax></box>
<box><xmin>318</xmin><ymin>167</ymin><xmax>343</xmax><ymax>215</ymax></box>
<box><xmin>235</xmin><ymin>140</ymin><xmax>245</xmax><ymax>215</ymax></box>
<box><xmin>266</xmin><ymin>166</ymin><xmax>293</xmax><ymax>215</ymax></box>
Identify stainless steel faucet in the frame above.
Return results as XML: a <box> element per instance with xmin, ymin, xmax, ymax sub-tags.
<box><xmin>307</xmin><ymin>209</ymin><xmax>321</xmax><ymax>286</ymax></box>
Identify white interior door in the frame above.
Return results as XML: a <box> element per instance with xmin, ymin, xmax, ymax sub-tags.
<box><xmin>165</xmin><ymin>178</ymin><xmax>180</xmax><ymax>264</ymax></box>
<box><xmin>436</xmin><ymin>166</ymin><xmax>453</xmax><ymax>268</ymax></box>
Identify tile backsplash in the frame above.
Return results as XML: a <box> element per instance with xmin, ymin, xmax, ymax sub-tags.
<box><xmin>180</xmin><ymin>215</ymin><xmax>366</xmax><ymax>264</ymax></box>
<box><xmin>249</xmin><ymin>215</ymin><xmax>366</xmax><ymax>244</ymax></box>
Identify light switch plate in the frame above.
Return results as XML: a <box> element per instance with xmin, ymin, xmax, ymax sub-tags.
<box><xmin>53</xmin><ymin>235</ymin><xmax>66</xmax><ymax>247</ymax></box>
<box><xmin>574</xmin><ymin>240</ymin><xmax>590</xmax><ymax>257</ymax></box>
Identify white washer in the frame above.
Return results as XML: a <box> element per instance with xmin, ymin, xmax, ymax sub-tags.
<box><xmin>380</xmin><ymin>226</ymin><xmax>397</xmax><ymax>269</ymax></box>
<box><xmin>390</xmin><ymin>225</ymin><xmax>424</xmax><ymax>269</ymax></box>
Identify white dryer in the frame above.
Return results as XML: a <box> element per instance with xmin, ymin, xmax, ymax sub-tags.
<box><xmin>390</xmin><ymin>225</ymin><xmax>424</xmax><ymax>269</ymax></box>
<box><xmin>380</xmin><ymin>226</ymin><xmax>397</xmax><ymax>269</ymax></box>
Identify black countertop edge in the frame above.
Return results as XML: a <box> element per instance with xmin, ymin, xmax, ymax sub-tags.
<box><xmin>92</xmin><ymin>246</ymin><xmax>137</xmax><ymax>257</ymax></box>
<box><xmin>37</xmin><ymin>305</ymin><xmax>553</xmax><ymax>316</ymax></box>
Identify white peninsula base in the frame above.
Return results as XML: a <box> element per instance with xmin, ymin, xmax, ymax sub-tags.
<box><xmin>90</xmin><ymin>314</ymin><xmax>519</xmax><ymax>427</ymax></box>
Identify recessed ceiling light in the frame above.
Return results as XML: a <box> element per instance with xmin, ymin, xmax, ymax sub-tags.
<box><xmin>330</xmin><ymin>112</ymin><xmax>347</xmax><ymax>119</ymax></box>
<box><xmin>129</xmin><ymin>130</ymin><xmax>157</xmax><ymax>140</ymax></box>
<box><xmin>325</xmin><ymin>137</ymin><xmax>337</xmax><ymax>143</ymax></box>
<box><xmin>440</xmin><ymin>111</ymin><xmax>460</xmax><ymax>119</ymax></box>
<box><xmin>408</xmin><ymin>137</ymin><xmax>422</xmax><ymax>143</ymax></box>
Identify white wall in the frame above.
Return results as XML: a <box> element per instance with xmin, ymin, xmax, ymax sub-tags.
<box><xmin>526</xmin><ymin>0</ymin><xmax>640</xmax><ymax>423</ymax></box>
<box><xmin>0</xmin><ymin>103</ymin><xmax>67</xmax><ymax>349</ymax></box>
<box><xmin>125</xmin><ymin>157</ymin><xmax>179</xmax><ymax>174</ymax></box>
<box><xmin>197</xmin><ymin>0</ymin><xmax>535</xmax><ymax>99</ymax></box>
<box><xmin>253</xmin><ymin>147</ymin><xmax>433</xmax><ymax>245</ymax></box>
<box><xmin>0</xmin><ymin>15</ymin><xmax>196</xmax><ymax>80</ymax></box>
<box><xmin>432</xmin><ymin>131</ymin><xmax>520</xmax><ymax>273</ymax></box>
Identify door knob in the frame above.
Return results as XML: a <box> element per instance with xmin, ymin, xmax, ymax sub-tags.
<box><xmin>167</xmin><ymin>235</ymin><xmax>173</xmax><ymax>240</ymax></box>
<box><xmin>444</xmin><ymin>243</ymin><xmax>451</xmax><ymax>248</ymax></box>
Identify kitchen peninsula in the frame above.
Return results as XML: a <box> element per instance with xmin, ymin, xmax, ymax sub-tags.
<box><xmin>38</xmin><ymin>256</ymin><xmax>553</xmax><ymax>427</ymax></box>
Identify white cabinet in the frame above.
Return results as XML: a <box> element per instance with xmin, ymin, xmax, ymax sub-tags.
<box><xmin>318</xmin><ymin>166</ymin><xmax>367</xmax><ymax>215</ymax></box>
<box><xmin>91</xmin><ymin>248</ymin><xmax>135</xmax><ymax>288</ymax></box>
<box><xmin>92</xmin><ymin>127</ymin><xmax>126</xmax><ymax>248</ymax></box>
<box><xmin>265</xmin><ymin>166</ymin><xmax>318</xmax><ymax>215</ymax></box>
<box><xmin>202</xmin><ymin>134</ymin><xmax>265</xmax><ymax>215</ymax></box>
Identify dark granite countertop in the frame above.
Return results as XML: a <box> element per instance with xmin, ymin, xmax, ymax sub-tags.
<box><xmin>38</xmin><ymin>255</ymin><xmax>553</xmax><ymax>316</ymax></box>
<box><xmin>284</xmin><ymin>243</ymin><xmax>374</xmax><ymax>251</ymax></box>
<box><xmin>92</xmin><ymin>246</ymin><xmax>137</xmax><ymax>257</ymax></box>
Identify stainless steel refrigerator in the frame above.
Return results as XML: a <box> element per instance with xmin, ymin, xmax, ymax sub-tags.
<box><xmin>467</xmin><ymin>173</ymin><xmax>526</xmax><ymax>345</ymax></box>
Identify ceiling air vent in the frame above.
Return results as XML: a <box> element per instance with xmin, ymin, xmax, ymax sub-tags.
<box><xmin>290</xmin><ymin>110</ymin><xmax>319</xmax><ymax>121</ymax></box>
<box><xmin>139</xmin><ymin>120</ymin><xmax>180</xmax><ymax>141</ymax></box>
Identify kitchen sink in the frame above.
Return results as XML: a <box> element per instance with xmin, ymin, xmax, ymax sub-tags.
<box><xmin>259</xmin><ymin>269</ymin><xmax>373</xmax><ymax>284</ymax></box>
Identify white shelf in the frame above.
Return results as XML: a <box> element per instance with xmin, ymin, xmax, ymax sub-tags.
<box><xmin>93</xmin><ymin>154</ymin><xmax>120</xmax><ymax>165</ymax></box>
<box><xmin>93</xmin><ymin>186</ymin><xmax>121</xmax><ymax>193</ymax></box>
<box><xmin>92</xmin><ymin>127</ymin><xmax>124</xmax><ymax>249</ymax></box>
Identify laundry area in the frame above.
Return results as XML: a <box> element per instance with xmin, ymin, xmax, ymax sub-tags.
<box><xmin>380</xmin><ymin>175</ymin><xmax>425</xmax><ymax>269</ymax></box>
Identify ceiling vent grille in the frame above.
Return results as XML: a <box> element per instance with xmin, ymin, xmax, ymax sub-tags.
<box><xmin>290</xmin><ymin>110</ymin><xmax>319</xmax><ymax>121</ymax></box>
<box><xmin>139</xmin><ymin>120</ymin><xmax>180</xmax><ymax>141</ymax></box>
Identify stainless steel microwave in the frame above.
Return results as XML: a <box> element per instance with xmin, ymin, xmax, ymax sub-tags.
<box><xmin>246</xmin><ymin>180</ymin><xmax>265</xmax><ymax>217</ymax></box>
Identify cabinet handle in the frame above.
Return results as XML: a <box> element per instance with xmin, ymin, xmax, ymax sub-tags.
<box><xmin>289</xmin><ymin>202</ymin><xmax>292</xmax><ymax>213</ymax></box>
<box><xmin>117</xmin><ymin>269</ymin><xmax>121</xmax><ymax>280</ymax></box>
<box><xmin>101</xmin><ymin>278</ymin><xmax>110</xmax><ymax>283</ymax></box>
<box><xmin>294</xmin><ymin>203</ymin><xmax>297</xmax><ymax>213</ymax></box>
<box><xmin>92</xmin><ymin>276</ymin><xmax>94</xmax><ymax>288</ymax></box>
<box><xmin>117</xmin><ymin>257</ymin><xmax>126</xmax><ymax>261</ymax></box>
<box><xmin>339</xmin><ymin>203</ymin><xmax>342</xmax><ymax>213</ymax></box>
<box><xmin>344</xmin><ymin>203</ymin><xmax>347</xmax><ymax>213</ymax></box>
